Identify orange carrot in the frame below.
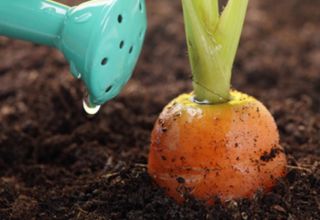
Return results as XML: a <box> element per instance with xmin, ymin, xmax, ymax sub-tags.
<box><xmin>148</xmin><ymin>91</ymin><xmax>287</xmax><ymax>203</ymax></box>
<box><xmin>148</xmin><ymin>0</ymin><xmax>287</xmax><ymax>204</ymax></box>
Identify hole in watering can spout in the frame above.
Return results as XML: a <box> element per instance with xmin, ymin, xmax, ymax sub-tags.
<box><xmin>83</xmin><ymin>95</ymin><xmax>101</xmax><ymax>115</ymax></box>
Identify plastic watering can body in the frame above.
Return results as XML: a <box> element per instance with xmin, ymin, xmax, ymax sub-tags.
<box><xmin>0</xmin><ymin>0</ymin><xmax>147</xmax><ymax>111</ymax></box>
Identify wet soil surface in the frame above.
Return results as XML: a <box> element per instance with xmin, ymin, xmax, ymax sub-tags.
<box><xmin>0</xmin><ymin>0</ymin><xmax>319</xmax><ymax>219</ymax></box>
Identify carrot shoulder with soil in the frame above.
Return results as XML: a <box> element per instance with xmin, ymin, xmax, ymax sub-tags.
<box><xmin>148</xmin><ymin>0</ymin><xmax>287</xmax><ymax>204</ymax></box>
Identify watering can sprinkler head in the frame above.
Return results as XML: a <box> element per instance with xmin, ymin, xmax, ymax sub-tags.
<box><xmin>0</xmin><ymin>0</ymin><xmax>147</xmax><ymax>114</ymax></box>
<box><xmin>61</xmin><ymin>0</ymin><xmax>147</xmax><ymax>110</ymax></box>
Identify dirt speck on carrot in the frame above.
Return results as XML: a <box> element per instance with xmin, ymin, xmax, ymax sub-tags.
<box><xmin>260</xmin><ymin>147</ymin><xmax>283</xmax><ymax>162</ymax></box>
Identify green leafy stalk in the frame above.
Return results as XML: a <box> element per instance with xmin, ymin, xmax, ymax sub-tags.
<box><xmin>182</xmin><ymin>0</ymin><xmax>249</xmax><ymax>103</ymax></box>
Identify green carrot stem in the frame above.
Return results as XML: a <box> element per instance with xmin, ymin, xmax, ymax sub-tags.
<box><xmin>182</xmin><ymin>0</ymin><xmax>249</xmax><ymax>104</ymax></box>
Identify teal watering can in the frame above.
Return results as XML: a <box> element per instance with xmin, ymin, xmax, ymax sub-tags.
<box><xmin>0</xmin><ymin>0</ymin><xmax>147</xmax><ymax>114</ymax></box>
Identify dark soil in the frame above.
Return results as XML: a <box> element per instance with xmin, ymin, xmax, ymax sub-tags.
<box><xmin>0</xmin><ymin>0</ymin><xmax>319</xmax><ymax>219</ymax></box>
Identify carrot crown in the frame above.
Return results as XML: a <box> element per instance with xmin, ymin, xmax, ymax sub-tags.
<box><xmin>182</xmin><ymin>0</ymin><xmax>249</xmax><ymax>104</ymax></box>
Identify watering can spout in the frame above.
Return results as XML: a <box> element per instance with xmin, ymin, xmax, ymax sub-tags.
<box><xmin>0</xmin><ymin>0</ymin><xmax>147</xmax><ymax>113</ymax></box>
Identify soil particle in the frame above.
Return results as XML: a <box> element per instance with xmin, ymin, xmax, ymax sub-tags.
<box><xmin>161</xmin><ymin>155</ymin><xmax>167</xmax><ymax>161</ymax></box>
<box><xmin>260</xmin><ymin>147</ymin><xmax>282</xmax><ymax>162</ymax></box>
<box><xmin>176</xmin><ymin>177</ymin><xmax>185</xmax><ymax>184</ymax></box>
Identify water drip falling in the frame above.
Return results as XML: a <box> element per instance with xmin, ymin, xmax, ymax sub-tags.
<box><xmin>83</xmin><ymin>94</ymin><xmax>100</xmax><ymax>115</ymax></box>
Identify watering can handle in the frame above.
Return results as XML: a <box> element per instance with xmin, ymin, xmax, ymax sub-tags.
<box><xmin>0</xmin><ymin>0</ymin><xmax>68</xmax><ymax>47</ymax></box>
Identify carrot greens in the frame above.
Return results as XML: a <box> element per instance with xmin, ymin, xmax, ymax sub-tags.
<box><xmin>182</xmin><ymin>0</ymin><xmax>249</xmax><ymax>103</ymax></box>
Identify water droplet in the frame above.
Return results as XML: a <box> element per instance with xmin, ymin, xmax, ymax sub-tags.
<box><xmin>191</xmin><ymin>96</ymin><xmax>211</xmax><ymax>105</ymax></box>
<box><xmin>83</xmin><ymin>96</ymin><xmax>100</xmax><ymax>115</ymax></box>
